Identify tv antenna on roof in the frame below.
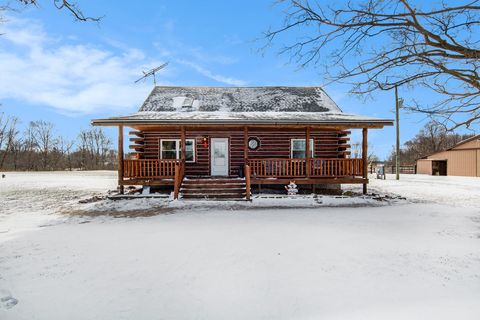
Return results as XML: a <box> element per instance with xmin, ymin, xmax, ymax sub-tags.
<box><xmin>134</xmin><ymin>62</ymin><xmax>168</xmax><ymax>85</ymax></box>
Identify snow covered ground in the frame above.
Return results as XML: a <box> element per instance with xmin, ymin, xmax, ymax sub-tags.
<box><xmin>348</xmin><ymin>173</ymin><xmax>480</xmax><ymax>207</ymax></box>
<box><xmin>0</xmin><ymin>171</ymin><xmax>116</xmax><ymax>241</ymax></box>
<box><xmin>0</xmin><ymin>171</ymin><xmax>479</xmax><ymax>319</ymax></box>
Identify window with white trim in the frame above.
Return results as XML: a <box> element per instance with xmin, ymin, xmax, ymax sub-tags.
<box><xmin>291</xmin><ymin>139</ymin><xmax>314</xmax><ymax>158</ymax></box>
<box><xmin>160</xmin><ymin>139</ymin><xmax>195</xmax><ymax>162</ymax></box>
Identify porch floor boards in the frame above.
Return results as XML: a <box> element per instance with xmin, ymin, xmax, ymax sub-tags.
<box><xmin>251</xmin><ymin>177</ymin><xmax>368</xmax><ymax>185</ymax></box>
<box><xmin>120</xmin><ymin>177</ymin><xmax>367</xmax><ymax>186</ymax></box>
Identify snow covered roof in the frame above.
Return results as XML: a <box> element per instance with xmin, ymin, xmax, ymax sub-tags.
<box><xmin>139</xmin><ymin>86</ymin><xmax>342</xmax><ymax>113</ymax></box>
<box><xmin>94</xmin><ymin>111</ymin><xmax>390</xmax><ymax>125</ymax></box>
<box><xmin>92</xmin><ymin>86</ymin><xmax>393</xmax><ymax>127</ymax></box>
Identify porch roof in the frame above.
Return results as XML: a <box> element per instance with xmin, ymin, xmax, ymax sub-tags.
<box><xmin>92</xmin><ymin>111</ymin><xmax>393</xmax><ymax>127</ymax></box>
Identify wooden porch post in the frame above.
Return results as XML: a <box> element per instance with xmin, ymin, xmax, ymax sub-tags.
<box><xmin>244</xmin><ymin>126</ymin><xmax>250</xmax><ymax>199</ymax></box>
<box><xmin>362</xmin><ymin>128</ymin><xmax>368</xmax><ymax>194</ymax></box>
<box><xmin>118</xmin><ymin>125</ymin><xmax>124</xmax><ymax>194</ymax></box>
<box><xmin>245</xmin><ymin>164</ymin><xmax>251</xmax><ymax>201</ymax></box>
<box><xmin>173</xmin><ymin>126</ymin><xmax>186</xmax><ymax>200</ymax></box>
<box><xmin>305</xmin><ymin>126</ymin><xmax>311</xmax><ymax>177</ymax></box>
<box><xmin>243</xmin><ymin>126</ymin><xmax>248</xmax><ymax>164</ymax></box>
<box><xmin>180</xmin><ymin>126</ymin><xmax>186</xmax><ymax>162</ymax></box>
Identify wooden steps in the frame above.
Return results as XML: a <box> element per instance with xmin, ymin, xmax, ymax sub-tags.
<box><xmin>181</xmin><ymin>178</ymin><xmax>247</xmax><ymax>200</ymax></box>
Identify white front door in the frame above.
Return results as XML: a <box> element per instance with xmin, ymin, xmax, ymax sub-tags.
<box><xmin>210</xmin><ymin>138</ymin><xmax>229</xmax><ymax>176</ymax></box>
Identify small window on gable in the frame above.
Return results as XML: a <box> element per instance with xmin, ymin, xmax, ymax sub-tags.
<box><xmin>291</xmin><ymin>139</ymin><xmax>314</xmax><ymax>158</ymax></box>
<box><xmin>160</xmin><ymin>139</ymin><xmax>195</xmax><ymax>162</ymax></box>
<box><xmin>182</xmin><ymin>97</ymin><xmax>194</xmax><ymax>108</ymax></box>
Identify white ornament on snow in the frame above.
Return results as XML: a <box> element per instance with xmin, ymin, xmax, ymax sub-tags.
<box><xmin>285</xmin><ymin>180</ymin><xmax>298</xmax><ymax>195</ymax></box>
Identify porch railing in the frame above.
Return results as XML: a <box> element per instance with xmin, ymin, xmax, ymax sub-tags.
<box><xmin>309</xmin><ymin>158</ymin><xmax>363</xmax><ymax>177</ymax></box>
<box><xmin>123</xmin><ymin>159</ymin><xmax>180</xmax><ymax>179</ymax></box>
<box><xmin>247</xmin><ymin>158</ymin><xmax>363</xmax><ymax>178</ymax></box>
<box><xmin>123</xmin><ymin>158</ymin><xmax>364</xmax><ymax>180</ymax></box>
<box><xmin>173</xmin><ymin>161</ymin><xmax>185</xmax><ymax>200</ymax></box>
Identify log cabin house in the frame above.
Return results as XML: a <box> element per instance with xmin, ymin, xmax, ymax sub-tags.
<box><xmin>92</xmin><ymin>86</ymin><xmax>393</xmax><ymax>200</ymax></box>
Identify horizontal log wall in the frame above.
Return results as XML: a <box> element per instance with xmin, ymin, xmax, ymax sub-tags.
<box><xmin>129</xmin><ymin>128</ymin><xmax>350</xmax><ymax>176</ymax></box>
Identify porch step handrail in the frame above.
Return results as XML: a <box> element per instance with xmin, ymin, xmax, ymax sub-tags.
<box><xmin>173</xmin><ymin>160</ymin><xmax>185</xmax><ymax>200</ymax></box>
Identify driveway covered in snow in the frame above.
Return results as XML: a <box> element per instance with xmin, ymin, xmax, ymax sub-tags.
<box><xmin>0</xmin><ymin>172</ymin><xmax>479</xmax><ymax>320</ymax></box>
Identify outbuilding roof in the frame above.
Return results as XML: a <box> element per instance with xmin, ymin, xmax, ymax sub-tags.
<box><xmin>416</xmin><ymin>134</ymin><xmax>479</xmax><ymax>161</ymax></box>
<box><xmin>446</xmin><ymin>134</ymin><xmax>480</xmax><ymax>150</ymax></box>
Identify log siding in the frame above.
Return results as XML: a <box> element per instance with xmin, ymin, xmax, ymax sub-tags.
<box><xmin>129</xmin><ymin>128</ymin><xmax>350</xmax><ymax>177</ymax></box>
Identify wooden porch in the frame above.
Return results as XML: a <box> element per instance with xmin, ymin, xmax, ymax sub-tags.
<box><xmin>118</xmin><ymin>157</ymin><xmax>367</xmax><ymax>199</ymax></box>
<box><xmin>121</xmin><ymin>157</ymin><xmax>364</xmax><ymax>181</ymax></box>
<box><xmin>116</xmin><ymin>125</ymin><xmax>370</xmax><ymax>200</ymax></box>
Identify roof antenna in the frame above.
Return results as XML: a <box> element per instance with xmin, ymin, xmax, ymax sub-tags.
<box><xmin>134</xmin><ymin>62</ymin><xmax>168</xmax><ymax>85</ymax></box>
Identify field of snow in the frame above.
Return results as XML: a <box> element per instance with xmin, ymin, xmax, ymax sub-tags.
<box><xmin>350</xmin><ymin>174</ymin><xmax>480</xmax><ymax>207</ymax></box>
<box><xmin>1</xmin><ymin>171</ymin><xmax>479</xmax><ymax>320</ymax></box>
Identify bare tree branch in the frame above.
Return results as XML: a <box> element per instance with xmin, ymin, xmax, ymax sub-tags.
<box><xmin>265</xmin><ymin>0</ymin><xmax>480</xmax><ymax>130</ymax></box>
<box><xmin>1</xmin><ymin>0</ymin><xmax>102</xmax><ymax>22</ymax></box>
<box><xmin>52</xmin><ymin>0</ymin><xmax>102</xmax><ymax>22</ymax></box>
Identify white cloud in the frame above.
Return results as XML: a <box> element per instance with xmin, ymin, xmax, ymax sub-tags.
<box><xmin>0</xmin><ymin>16</ymin><xmax>247</xmax><ymax>115</ymax></box>
<box><xmin>176</xmin><ymin>59</ymin><xmax>246</xmax><ymax>86</ymax></box>
<box><xmin>153</xmin><ymin>40</ymin><xmax>246</xmax><ymax>86</ymax></box>
<box><xmin>0</xmin><ymin>17</ymin><xmax>158</xmax><ymax>115</ymax></box>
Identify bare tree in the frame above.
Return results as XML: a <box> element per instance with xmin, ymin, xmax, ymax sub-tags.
<box><xmin>77</xmin><ymin>129</ymin><xmax>90</xmax><ymax>169</ymax></box>
<box><xmin>387</xmin><ymin>121</ymin><xmax>474</xmax><ymax>164</ymax></box>
<box><xmin>350</xmin><ymin>142</ymin><xmax>361</xmax><ymax>158</ymax></box>
<box><xmin>22</xmin><ymin>122</ymin><xmax>38</xmax><ymax>170</ymax></box>
<box><xmin>349</xmin><ymin>141</ymin><xmax>378</xmax><ymax>164</ymax></box>
<box><xmin>8</xmin><ymin>131</ymin><xmax>22</xmax><ymax>170</ymax></box>
<box><xmin>265</xmin><ymin>0</ymin><xmax>480</xmax><ymax>129</ymax></box>
<box><xmin>58</xmin><ymin>137</ymin><xmax>75</xmax><ymax>170</ymax></box>
<box><xmin>0</xmin><ymin>118</ymin><xmax>116</xmax><ymax>171</ymax></box>
<box><xmin>91</xmin><ymin>127</ymin><xmax>112</xmax><ymax>167</ymax></box>
<box><xmin>77</xmin><ymin>127</ymin><xmax>113</xmax><ymax>169</ymax></box>
<box><xmin>29</xmin><ymin>120</ymin><xmax>56</xmax><ymax>170</ymax></box>
<box><xmin>1</xmin><ymin>1</ymin><xmax>101</xmax><ymax>22</ymax></box>
<box><xmin>0</xmin><ymin>111</ymin><xmax>18</xmax><ymax>170</ymax></box>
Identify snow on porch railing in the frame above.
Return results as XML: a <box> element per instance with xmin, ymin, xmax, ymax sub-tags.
<box><xmin>123</xmin><ymin>159</ymin><xmax>180</xmax><ymax>179</ymax></box>
<box><xmin>247</xmin><ymin>158</ymin><xmax>363</xmax><ymax>178</ymax></box>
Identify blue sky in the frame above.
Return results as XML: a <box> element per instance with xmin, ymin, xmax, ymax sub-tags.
<box><xmin>0</xmin><ymin>1</ymin><xmax>461</xmax><ymax>160</ymax></box>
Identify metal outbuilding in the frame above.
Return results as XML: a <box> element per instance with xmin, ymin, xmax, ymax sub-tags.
<box><xmin>416</xmin><ymin>135</ymin><xmax>480</xmax><ymax>177</ymax></box>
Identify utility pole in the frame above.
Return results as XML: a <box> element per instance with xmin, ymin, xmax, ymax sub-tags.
<box><xmin>395</xmin><ymin>86</ymin><xmax>401</xmax><ymax>180</ymax></box>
